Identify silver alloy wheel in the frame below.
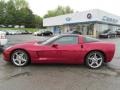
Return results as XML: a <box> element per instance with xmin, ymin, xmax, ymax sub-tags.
<box><xmin>11</xmin><ymin>50</ymin><xmax>28</xmax><ymax>66</ymax></box>
<box><xmin>87</xmin><ymin>52</ymin><xmax>103</xmax><ymax>69</ymax></box>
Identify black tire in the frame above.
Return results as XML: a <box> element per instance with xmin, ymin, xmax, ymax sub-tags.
<box><xmin>11</xmin><ymin>50</ymin><xmax>30</xmax><ymax>67</ymax></box>
<box><xmin>85</xmin><ymin>51</ymin><xmax>104</xmax><ymax>69</ymax></box>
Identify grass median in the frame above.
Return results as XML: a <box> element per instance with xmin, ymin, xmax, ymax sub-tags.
<box><xmin>0</xmin><ymin>28</ymin><xmax>39</xmax><ymax>33</ymax></box>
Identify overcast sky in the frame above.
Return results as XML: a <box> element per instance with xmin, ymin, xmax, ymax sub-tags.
<box><xmin>27</xmin><ymin>0</ymin><xmax>120</xmax><ymax>17</ymax></box>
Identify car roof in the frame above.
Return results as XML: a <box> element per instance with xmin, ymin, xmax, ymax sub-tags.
<box><xmin>57</xmin><ymin>34</ymin><xmax>82</xmax><ymax>37</ymax></box>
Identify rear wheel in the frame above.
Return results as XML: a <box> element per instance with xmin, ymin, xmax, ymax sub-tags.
<box><xmin>11</xmin><ymin>50</ymin><xmax>29</xmax><ymax>67</ymax></box>
<box><xmin>85</xmin><ymin>51</ymin><xmax>104</xmax><ymax>69</ymax></box>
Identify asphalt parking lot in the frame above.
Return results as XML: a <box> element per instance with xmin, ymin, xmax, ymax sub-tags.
<box><xmin>0</xmin><ymin>35</ymin><xmax>120</xmax><ymax>90</ymax></box>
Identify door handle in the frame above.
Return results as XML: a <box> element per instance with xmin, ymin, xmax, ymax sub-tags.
<box><xmin>81</xmin><ymin>45</ymin><xmax>83</xmax><ymax>48</ymax></box>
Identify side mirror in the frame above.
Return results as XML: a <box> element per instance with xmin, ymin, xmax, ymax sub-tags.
<box><xmin>52</xmin><ymin>44</ymin><xmax>58</xmax><ymax>48</ymax></box>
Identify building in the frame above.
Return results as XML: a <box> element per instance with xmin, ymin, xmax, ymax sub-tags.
<box><xmin>43</xmin><ymin>9</ymin><xmax>120</xmax><ymax>37</ymax></box>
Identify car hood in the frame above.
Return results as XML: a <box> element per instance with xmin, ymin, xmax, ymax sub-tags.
<box><xmin>16</xmin><ymin>40</ymin><xmax>43</xmax><ymax>46</ymax></box>
<box><xmin>23</xmin><ymin>40</ymin><xmax>39</xmax><ymax>44</ymax></box>
<box><xmin>6</xmin><ymin>40</ymin><xmax>43</xmax><ymax>51</ymax></box>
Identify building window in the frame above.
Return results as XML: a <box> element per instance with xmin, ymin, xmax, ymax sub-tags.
<box><xmin>87</xmin><ymin>24</ymin><xmax>94</xmax><ymax>35</ymax></box>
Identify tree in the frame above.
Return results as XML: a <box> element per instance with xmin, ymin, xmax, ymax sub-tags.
<box><xmin>44</xmin><ymin>6</ymin><xmax>74</xmax><ymax>18</ymax></box>
<box><xmin>12</xmin><ymin>0</ymin><xmax>30</xmax><ymax>27</ymax></box>
<box><xmin>23</xmin><ymin>7</ymin><xmax>35</xmax><ymax>28</ymax></box>
<box><xmin>34</xmin><ymin>15</ymin><xmax>43</xmax><ymax>28</ymax></box>
<box><xmin>4</xmin><ymin>0</ymin><xmax>35</xmax><ymax>28</ymax></box>
<box><xmin>0</xmin><ymin>0</ymin><xmax>43</xmax><ymax>28</ymax></box>
<box><xmin>0</xmin><ymin>0</ymin><xmax>6</xmax><ymax>25</ymax></box>
<box><xmin>4</xmin><ymin>0</ymin><xmax>16</xmax><ymax>27</ymax></box>
<box><xmin>64</xmin><ymin>6</ymin><xmax>73</xmax><ymax>13</ymax></box>
<box><xmin>14</xmin><ymin>0</ymin><xmax>28</xmax><ymax>10</ymax></box>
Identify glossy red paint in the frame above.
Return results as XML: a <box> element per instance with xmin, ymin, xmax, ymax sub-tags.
<box><xmin>3</xmin><ymin>35</ymin><xmax>115</xmax><ymax>64</ymax></box>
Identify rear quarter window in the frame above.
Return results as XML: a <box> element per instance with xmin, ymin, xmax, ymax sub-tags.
<box><xmin>84</xmin><ymin>37</ymin><xmax>100</xmax><ymax>43</ymax></box>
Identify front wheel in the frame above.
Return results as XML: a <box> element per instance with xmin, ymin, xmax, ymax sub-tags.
<box><xmin>85</xmin><ymin>51</ymin><xmax>104</xmax><ymax>69</ymax></box>
<box><xmin>11</xmin><ymin>50</ymin><xmax>30</xmax><ymax>67</ymax></box>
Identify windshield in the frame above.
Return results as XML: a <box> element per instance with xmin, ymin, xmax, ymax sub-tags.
<box><xmin>40</xmin><ymin>35</ymin><xmax>60</xmax><ymax>45</ymax></box>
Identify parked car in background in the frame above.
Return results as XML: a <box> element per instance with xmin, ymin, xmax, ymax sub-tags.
<box><xmin>4</xmin><ymin>30</ymin><xmax>32</xmax><ymax>35</ymax></box>
<box><xmin>116</xmin><ymin>29</ymin><xmax>120</xmax><ymax>37</ymax></box>
<box><xmin>21</xmin><ymin>30</ymin><xmax>32</xmax><ymax>34</ymax></box>
<box><xmin>33</xmin><ymin>31</ymin><xmax>43</xmax><ymax>36</ymax></box>
<box><xmin>71</xmin><ymin>30</ymin><xmax>82</xmax><ymax>35</ymax></box>
<box><xmin>64</xmin><ymin>30</ymin><xmax>82</xmax><ymax>35</ymax></box>
<box><xmin>15</xmin><ymin>30</ymin><xmax>22</xmax><ymax>35</ymax></box>
<box><xmin>7</xmin><ymin>30</ymin><xmax>17</xmax><ymax>35</ymax></box>
<box><xmin>37</xmin><ymin>31</ymin><xmax>53</xmax><ymax>36</ymax></box>
<box><xmin>6</xmin><ymin>30</ymin><xmax>21</xmax><ymax>35</ymax></box>
<box><xmin>0</xmin><ymin>31</ymin><xmax>7</xmax><ymax>51</ymax></box>
<box><xmin>0</xmin><ymin>30</ymin><xmax>9</xmax><ymax>35</ymax></box>
<box><xmin>34</xmin><ymin>31</ymin><xmax>53</xmax><ymax>36</ymax></box>
<box><xmin>99</xmin><ymin>29</ymin><xmax>117</xmax><ymax>38</ymax></box>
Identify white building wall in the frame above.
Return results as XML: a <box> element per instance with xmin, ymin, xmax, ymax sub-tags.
<box><xmin>43</xmin><ymin>9</ymin><xmax>120</xmax><ymax>27</ymax></box>
<box><xmin>95</xmin><ymin>9</ymin><xmax>120</xmax><ymax>25</ymax></box>
<box><xmin>44</xmin><ymin>9</ymin><xmax>120</xmax><ymax>37</ymax></box>
<box><xmin>43</xmin><ymin>9</ymin><xmax>98</xmax><ymax>26</ymax></box>
<box><xmin>46</xmin><ymin>27</ymin><xmax>54</xmax><ymax>32</ymax></box>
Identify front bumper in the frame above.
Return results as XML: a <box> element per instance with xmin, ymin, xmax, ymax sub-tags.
<box><xmin>2</xmin><ymin>50</ymin><xmax>11</xmax><ymax>62</ymax></box>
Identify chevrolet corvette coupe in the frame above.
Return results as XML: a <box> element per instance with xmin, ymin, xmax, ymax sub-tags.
<box><xmin>3</xmin><ymin>34</ymin><xmax>115</xmax><ymax>69</ymax></box>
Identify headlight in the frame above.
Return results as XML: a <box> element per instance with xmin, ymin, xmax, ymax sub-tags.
<box><xmin>5</xmin><ymin>46</ymin><xmax>13</xmax><ymax>50</ymax></box>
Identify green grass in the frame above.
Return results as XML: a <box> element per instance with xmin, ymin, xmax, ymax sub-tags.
<box><xmin>0</xmin><ymin>28</ymin><xmax>39</xmax><ymax>32</ymax></box>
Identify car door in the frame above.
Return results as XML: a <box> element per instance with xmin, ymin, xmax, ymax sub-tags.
<box><xmin>50</xmin><ymin>36</ymin><xmax>82</xmax><ymax>63</ymax></box>
<box><xmin>36</xmin><ymin>44</ymin><xmax>61</xmax><ymax>62</ymax></box>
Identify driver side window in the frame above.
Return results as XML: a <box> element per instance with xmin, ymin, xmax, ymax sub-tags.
<box><xmin>52</xmin><ymin>36</ymin><xmax>78</xmax><ymax>45</ymax></box>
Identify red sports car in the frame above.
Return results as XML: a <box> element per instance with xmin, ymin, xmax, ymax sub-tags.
<box><xmin>3</xmin><ymin>34</ymin><xmax>115</xmax><ymax>69</ymax></box>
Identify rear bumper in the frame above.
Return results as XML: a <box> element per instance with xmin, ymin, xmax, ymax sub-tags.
<box><xmin>106</xmin><ymin>44</ymin><xmax>115</xmax><ymax>62</ymax></box>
